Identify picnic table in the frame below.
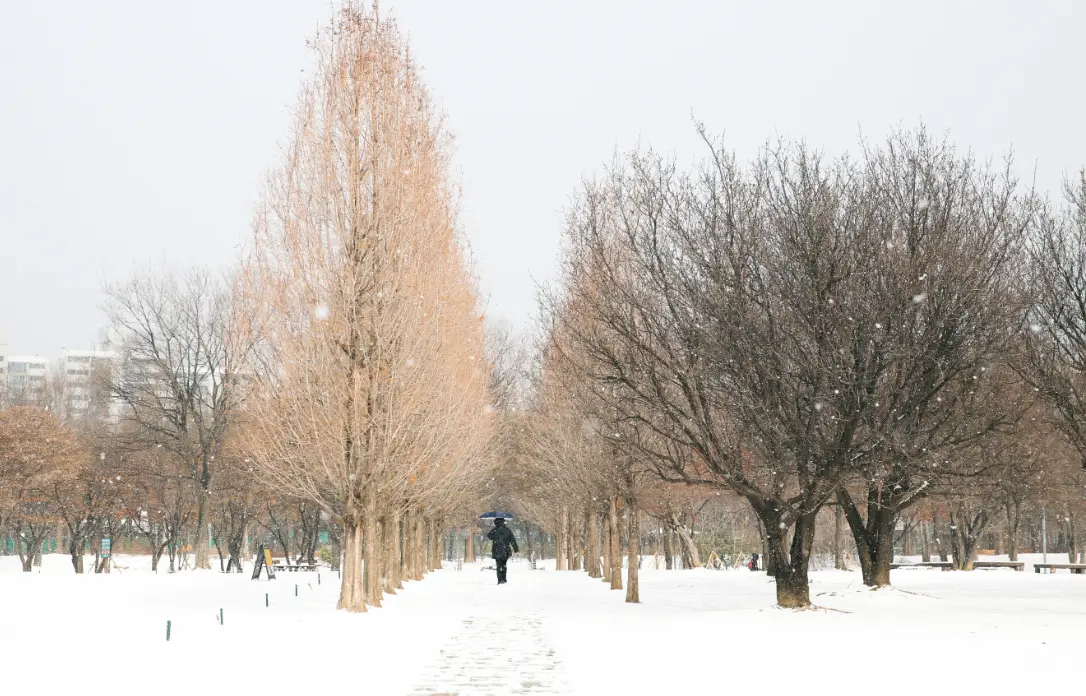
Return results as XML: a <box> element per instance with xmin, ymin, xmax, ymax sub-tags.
<box><xmin>974</xmin><ymin>561</ymin><xmax>1024</xmax><ymax>571</ymax></box>
<box><xmin>1034</xmin><ymin>563</ymin><xmax>1086</xmax><ymax>574</ymax></box>
<box><xmin>272</xmin><ymin>562</ymin><xmax>319</xmax><ymax>572</ymax></box>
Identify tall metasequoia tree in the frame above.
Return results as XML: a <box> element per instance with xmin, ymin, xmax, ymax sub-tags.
<box><xmin>240</xmin><ymin>2</ymin><xmax>494</xmax><ymax>612</ymax></box>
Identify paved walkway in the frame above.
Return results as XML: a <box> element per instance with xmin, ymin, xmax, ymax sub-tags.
<box><xmin>405</xmin><ymin>611</ymin><xmax>568</xmax><ymax>695</ymax></box>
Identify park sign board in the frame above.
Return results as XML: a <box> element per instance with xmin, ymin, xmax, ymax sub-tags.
<box><xmin>101</xmin><ymin>538</ymin><xmax>111</xmax><ymax>559</ymax></box>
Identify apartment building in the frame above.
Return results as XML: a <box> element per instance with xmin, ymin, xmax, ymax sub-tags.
<box><xmin>2</xmin><ymin>354</ymin><xmax>50</xmax><ymax>403</ymax></box>
<box><xmin>0</xmin><ymin>328</ymin><xmax>120</xmax><ymax>411</ymax></box>
<box><xmin>56</xmin><ymin>347</ymin><xmax>118</xmax><ymax>416</ymax></box>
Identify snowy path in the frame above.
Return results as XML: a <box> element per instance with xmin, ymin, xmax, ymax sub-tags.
<box><xmin>406</xmin><ymin>613</ymin><xmax>567</xmax><ymax>695</ymax></box>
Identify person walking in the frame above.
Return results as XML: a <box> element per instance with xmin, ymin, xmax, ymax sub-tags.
<box><xmin>486</xmin><ymin>517</ymin><xmax>519</xmax><ymax>584</ymax></box>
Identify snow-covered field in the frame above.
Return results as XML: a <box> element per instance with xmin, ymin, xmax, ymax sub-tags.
<box><xmin>2</xmin><ymin>554</ymin><xmax>1084</xmax><ymax>695</ymax></box>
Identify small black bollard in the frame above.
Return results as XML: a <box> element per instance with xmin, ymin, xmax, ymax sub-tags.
<box><xmin>166</xmin><ymin>620</ymin><xmax>172</xmax><ymax>641</ymax></box>
<box><xmin>318</xmin><ymin>573</ymin><xmax>321</xmax><ymax>586</ymax></box>
<box><xmin>295</xmin><ymin>584</ymin><xmax>298</xmax><ymax>597</ymax></box>
<box><xmin>265</xmin><ymin>593</ymin><xmax>269</xmax><ymax>608</ymax></box>
<box><xmin>219</xmin><ymin>608</ymin><xmax>224</xmax><ymax>626</ymax></box>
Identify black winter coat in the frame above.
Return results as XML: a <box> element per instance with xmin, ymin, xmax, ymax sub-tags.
<box><xmin>487</xmin><ymin>524</ymin><xmax>519</xmax><ymax>560</ymax></box>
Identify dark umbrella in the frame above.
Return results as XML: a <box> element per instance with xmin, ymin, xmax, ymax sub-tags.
<box><xmin>478</xmin><ymin>511</ymin><xmax>514</xmax><ymax>520</ymax></box>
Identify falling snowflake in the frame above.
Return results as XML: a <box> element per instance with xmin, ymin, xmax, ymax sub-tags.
<box><xmin>912</xmin><ymin>293</ymin><xmax>928</xmax><ymax>303</ymax></box>
<box><xmin>1029</xmin><ymin>324</ymin><xmax>1042</xmax><ymax>333</ymax></box>
<box><xmin>315</xmin><ymin>304</ymin><xmax>330</xmax><ymax>320</ymax></box>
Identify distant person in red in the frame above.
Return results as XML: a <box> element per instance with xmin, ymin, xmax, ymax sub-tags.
<box><xmin>486</xmin><ymin>518</ymin><xmax>519</xmax><ymax>585</ymax></box>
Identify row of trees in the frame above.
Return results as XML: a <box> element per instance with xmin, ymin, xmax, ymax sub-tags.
<box><xmin>0</xmin><ymin>399</ymin><xmax>341</xmax><ymax>575</ymax></box>
<box><xmin>1</xmin><ymin>3</ymin><xmax>500</xmax><ymax>613</ymax></box>
<box><xmin>504</xmin><ymin>128</ymin><xmax>1086</xmax><ymax>607</ymax></box>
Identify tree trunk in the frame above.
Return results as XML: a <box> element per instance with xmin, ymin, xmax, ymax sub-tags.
<box><xmin>430</xmin><ymin>518</ymin><xmax>443</xmax><ymax>571</ymax></box>
<box><xmin>464</xmin><ymin>527</ymin><xmax>475</xmax><ymax>563</ymax></box>
<box><xmin>601</xmin><ymin>514</ymin><xmax>612</xmax><ymax>583</ymax></box>
<box><xmin>902</xmin><ymin>521</ymin><xmax>915</xmax><ymax>556</ymax></box>
<box><xmin>363</xmin><ymin>487</ymin><xmax>381</xmax><ymax>608</ymax></box>
<box><xmin>194</xmin><ymin>476</ymin><xmax>211</xmax><ymax>570</ymax></box>
<box><xmin>673</xmin><ymin>519</ymin><xmax>700</xmax><ymax>569</ymax></box>
<box><xmin>947</xmin><ymin>506</ymin><xmax>990</xmax><ymax>571</ymax></box>
<box><xmin>762</xmin><ymin>509</ymin><xmax>816</xmax><ymax>609</ymax></box>
<box><xmin>584</xmin><ymin>509</ymin><xmax>601</xmax><ymax>578</ymax></box>
<box><xmin>414</xmin><ymin>511</ymin><xmax>426</xmax><ymax>579</ymax></box>
<box><xmin>385</xmin><ymin>509</ymin><xmax>402</xmax><ymax>592</ymax></box>
<box><xmin>934</xmin><ymin>513</ymin><xmax>949</xmax><ymax>562</ymax></box>
<box><xmin>69</xmin><ymin>530</ymin><xmax>86</xmax><ymax>574</ymax></box>
<box><xmin>1066</xmin><ymin>510</ymin><xmax>1077</xmax><ymax>564</ymax></box>
<box><xmin>761</xmin><ymin>519</ymin><xmax>775</xmax><ymax>576</ymax></box>
<box><xmin>626</xmin><ymin>504</ymin><xmax>639</xmax><ymax>603</ymax></box>
<box><xmin>424</xmin><ymin>518</ymin><xmax>432</xmax><ymax>572</ymax></box>
<box><xmin>337</xmin><ymin>507</ymin><xmax>366</xmax><ymax>612</ymax></box>
<box><xmin>608</xmin><ymin>497</ymin><xmax>623</xmax><ymax>590</ymax></box>
<box><xmin>1006</xmin><ymin>502</ymin><xmax>1020</xmax><ymax>562</ymax></box>
<box><xmin>833</xmin><ymin>504</ymin><xmax>846</xmax><ymax>570</ymax></box>
<box><xmin>837</xmin><ymin>489</ymin><xmax>896</xmax><ymax>587</ymax></box>
<box><xmin>663</xmin><ymin>527</ymin><xmax>675</xmax><ymax>570</ymax></box>
<box><xmin>920</xmin><ymin>521</ymin><xmax>932</xmax><ymax>562</ymax></box>
<box><xmin>401</xmin><ymin>509</ymin><xmax>414</xmax><ymax>580</ymax></box>
<box><xmin>556</xmin><ymin>507</ymin><xmax>568</xmax><ymax>571</ymax></box>
<box><xmin>569</xmin><ymin>509</ymin><xmax>582</xmax><ymax>571</ymax></box>
<box><xmin>241</xmin><ymin>520</ymin><xmax>251</xmax><ymax>564</ymax></box>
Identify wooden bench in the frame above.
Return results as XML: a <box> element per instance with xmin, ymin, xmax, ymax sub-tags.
<box><xmin>272</xmin><ymin>563</ymin><xmax>319</xmax><ymax>572</ymax></box>
<box><xmin>890</xmin><ymin>561</ymin><xmax>952</xmax><ymax>570</ymax></box>
<box><xmin>974</xmin><ymin>561</ymin><xmax>1024</xmax><ymax>571</ymax></box>
<box><xmin>1034</xmin><ymin>563</ymin><xmax>1086</xmax><ymax>574</ymax></box>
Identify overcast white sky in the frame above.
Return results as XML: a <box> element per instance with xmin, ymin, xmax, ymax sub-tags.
<box><xmin>1</xmin><ymin>0</ymin><xmax>1083</xmax><ymax>356</ymax></box>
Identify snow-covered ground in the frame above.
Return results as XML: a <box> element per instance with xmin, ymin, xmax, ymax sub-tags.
<box><xmin>2</xmin><ymin>554</ymin><xmax>1084</xmax><ymax>695</ymax></box>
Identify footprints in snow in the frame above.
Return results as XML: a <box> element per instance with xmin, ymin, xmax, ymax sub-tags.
<box><xmin>406</xmin><ymin>615</ymin><xmax>567</xmax><ymax>695</ymax></box>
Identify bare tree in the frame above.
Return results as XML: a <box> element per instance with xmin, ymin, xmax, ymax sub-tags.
<box><xmin>542</xmin><ymin>126</ymin><xmax>1032</xmax><ymax>605</ymax></box>
<box><xmin>832</xmin><ymin>130</ymin><xmax>1032</xmax><ymax>586</ymax></box>
<box><xmin>1022</xmin><ymin>172</ymin><xmax>1086</xmax><ymax>466</ymax></box>
<box><xmin>102</xmin><ymin>268</ymin><xmax>243</xmax><ymax>570</ymax></box>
